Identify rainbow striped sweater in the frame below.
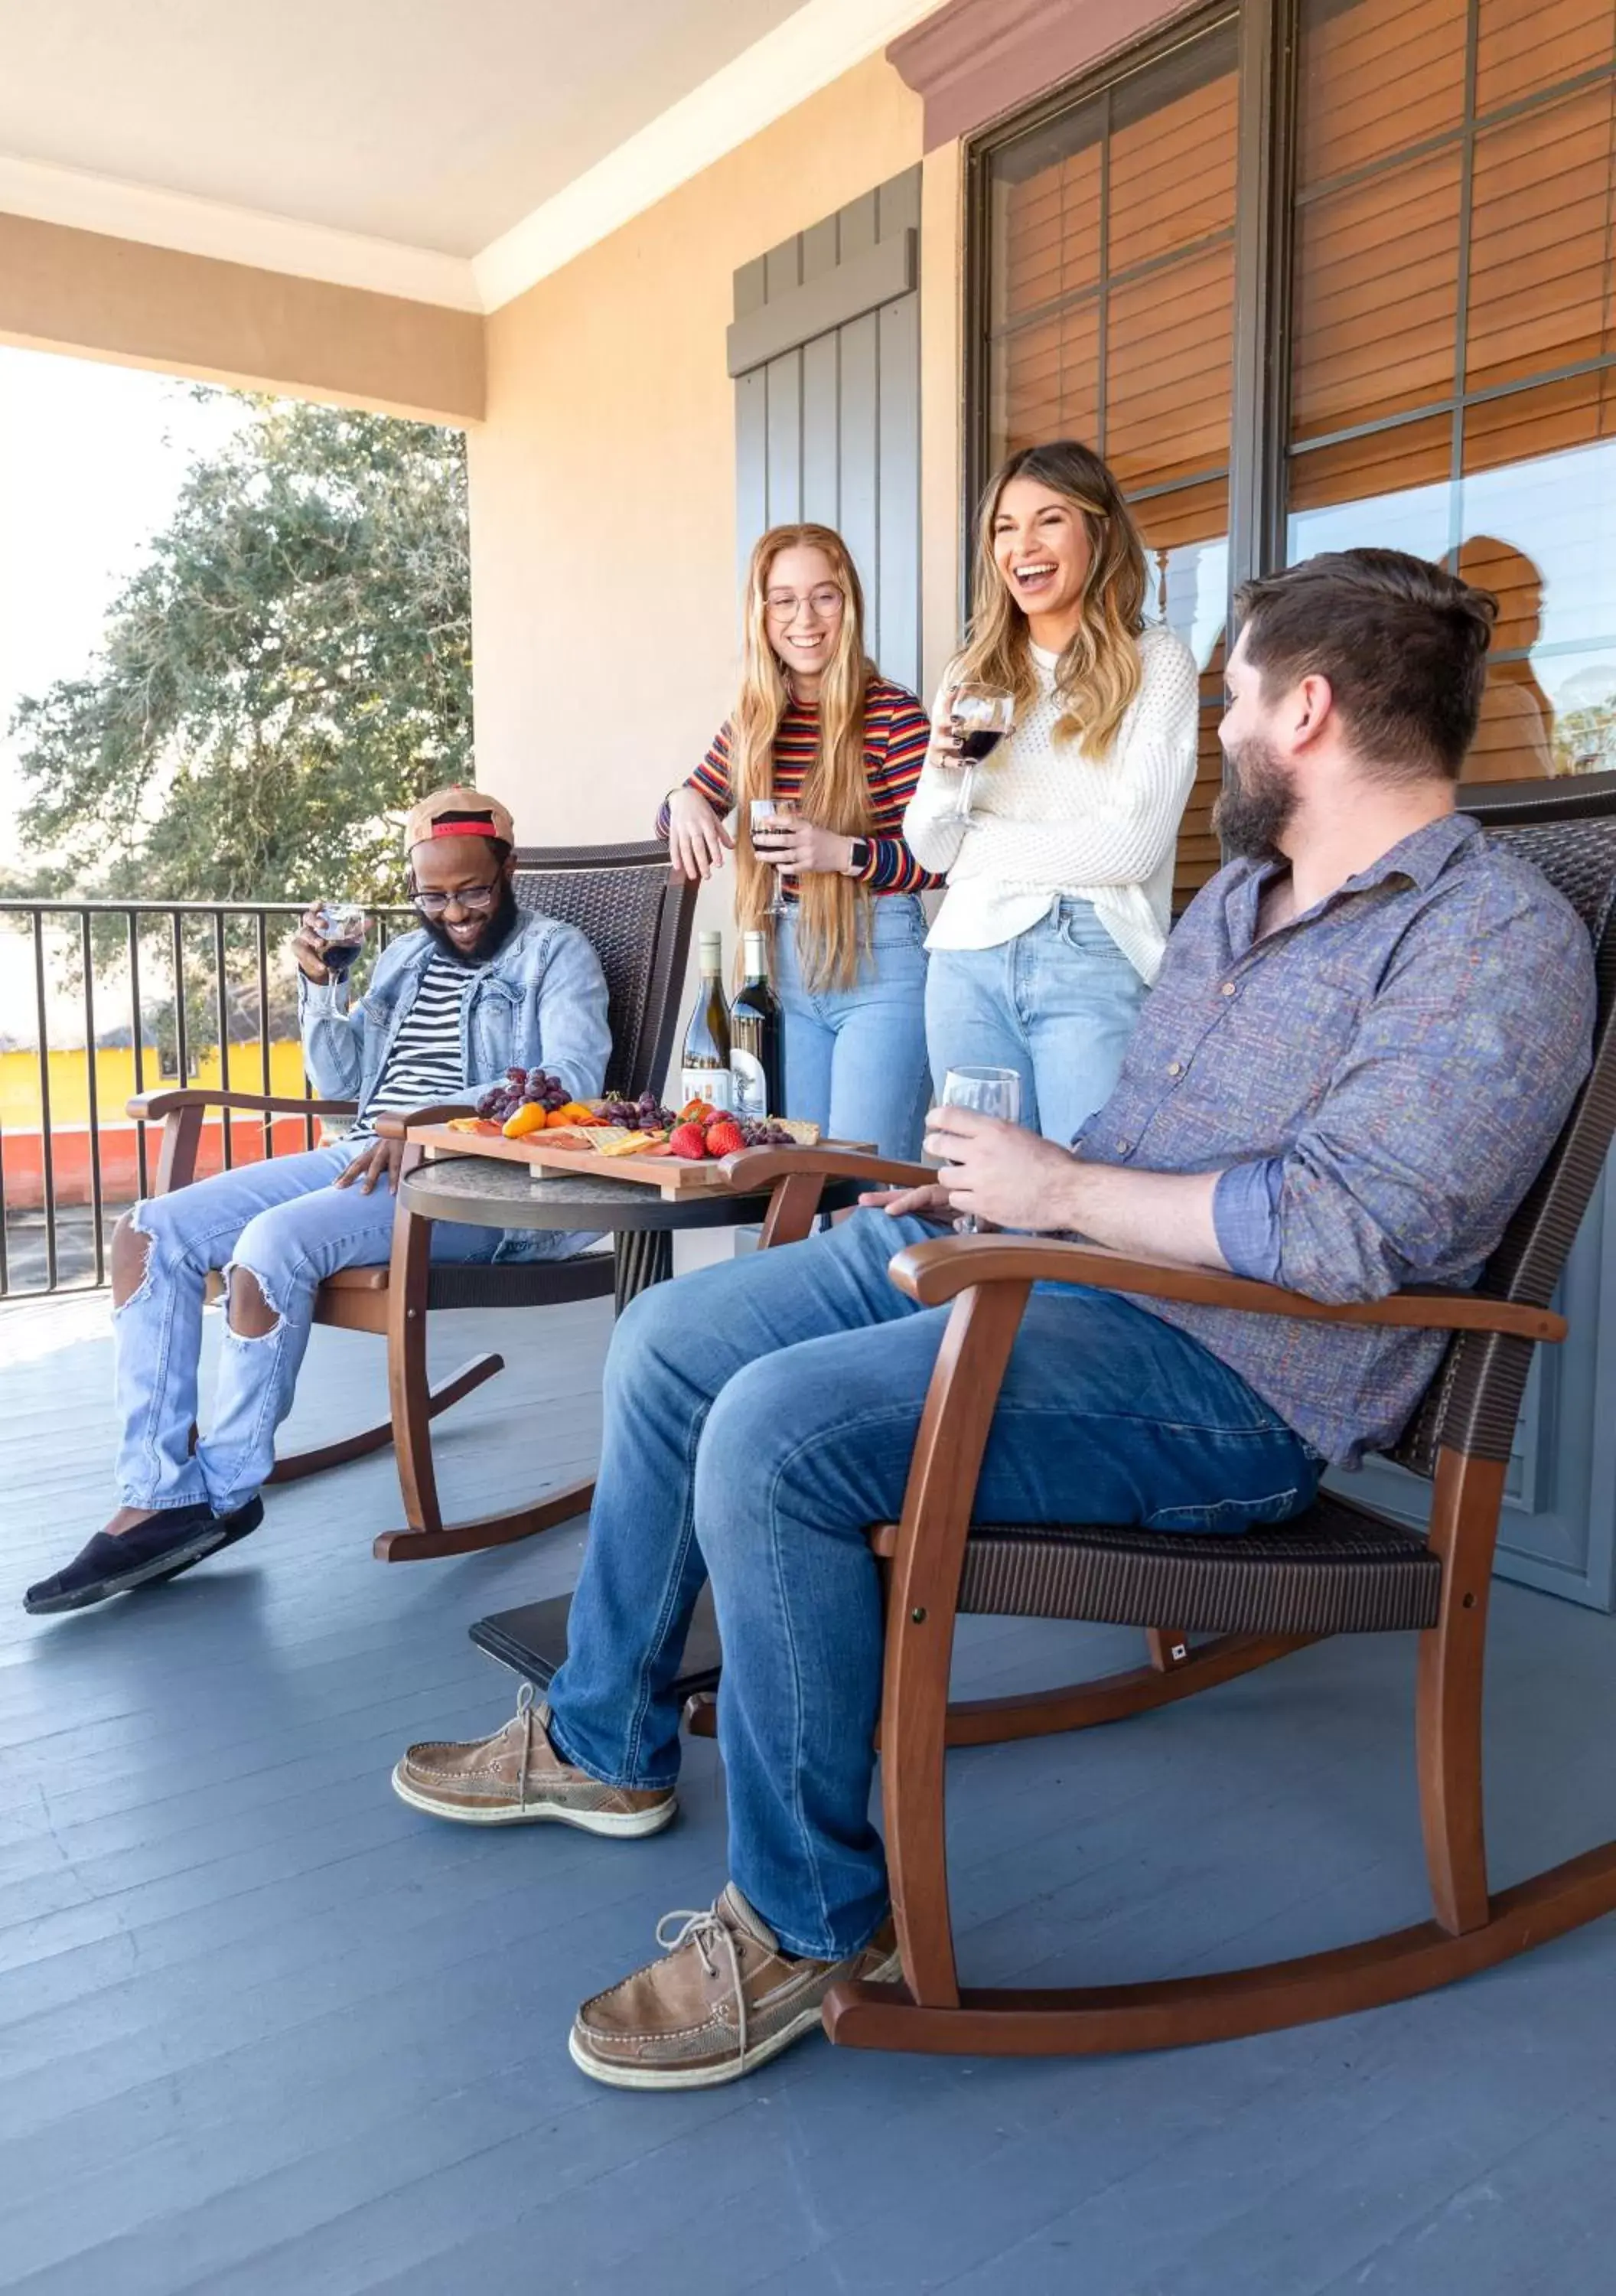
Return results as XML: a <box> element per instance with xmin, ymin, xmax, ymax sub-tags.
<box><xmin>657</xmin><ymin>677</ymin><xmax>943</xmax><ymax>896</ymax></box>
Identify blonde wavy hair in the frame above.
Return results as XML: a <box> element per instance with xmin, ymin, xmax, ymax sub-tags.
<box><xmin>731</xmin><ymin>523</ymin><xmax>875</xmax><ymax>991</ymax></box>
<box><xmin>953</xmin><ymin>441</ymin><xmax>1149</xmax><ymax>758</ymax></box>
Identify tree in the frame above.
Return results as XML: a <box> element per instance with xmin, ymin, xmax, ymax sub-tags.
<box><xmin>11</xmin><ymin>393</ymin><xmax>471</xmax><ymax>906</ymax></box>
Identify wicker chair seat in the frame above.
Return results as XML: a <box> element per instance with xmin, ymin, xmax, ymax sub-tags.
<box><xmin>951</xmin><ymin>1490</ymin><xmax>1442</xmax><ymax>1638</ymax></box>
<box><xmin>422</xmin><ymin>1251</ymin><xmax>614</xmax><ymax>1312</ymax></box>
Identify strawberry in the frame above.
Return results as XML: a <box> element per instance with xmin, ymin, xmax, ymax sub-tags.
<box><xmin>669</xmin><ymin>1122</ymin><xmax>709</xmax><ymax>1160</ymax></box>
<box><xmin>704</xmin><ymin>1120</ymin><xmax>745</xmax><ymax>1159</ymax></box>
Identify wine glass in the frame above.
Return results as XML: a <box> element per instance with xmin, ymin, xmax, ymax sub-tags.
<box><xmin>314</xmin><ymin>900</ymin><xmax>368</xmax><ymax>981</ymax></box>
<box><xmin>940</xmin><ymin>1064</ymin><xmax>1023</xmax><ymax>1234</ymax></box>
<box><xmin>943</xmin><ymin>685</ymin><xmax>1015</xmax><ymax>826</ymax></box>
<box><xmin>750</xmin><ymin>797</ymin><xmax>799</xmax><ymax>920</ymax></box>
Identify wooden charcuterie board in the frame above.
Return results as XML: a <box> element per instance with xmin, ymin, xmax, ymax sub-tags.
<box><xmin>406</xmin><ymin>1121</ymin><xmax>864</xmax><ymax>1200</ymax></box>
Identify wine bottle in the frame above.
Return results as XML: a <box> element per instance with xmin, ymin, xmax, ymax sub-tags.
<box><xmin>679</xmin><ymin>928</ymin><xmax>735</xmax><ymax>1110</ymax></box>
<box><xmin>730</xmin><ymin>929</ymin><xmax>784</xmax><ymax>1122</ymax></box>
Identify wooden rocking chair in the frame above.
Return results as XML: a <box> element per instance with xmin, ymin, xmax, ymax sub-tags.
<box><xmin>127</xmin><ymin>840</ymin><xmax>695</xmax><ymax>1562</ymax></box>
<box><xmin>656</xmin><ymin>775</ymin><xmax>1616</xmax><ymax>2060</ymax></box>
<box><xmin>793</xmin><ymin>771</ymin><xmax>1616</xmax><ymax>2057</ymax></box>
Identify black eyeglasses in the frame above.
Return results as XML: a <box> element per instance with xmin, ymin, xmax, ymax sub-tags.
<box><xmin>411</xmin><ymin>884</ymin><xmax>501</xmax><ymax>918</ymax></box>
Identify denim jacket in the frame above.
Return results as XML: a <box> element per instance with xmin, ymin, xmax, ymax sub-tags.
<box><xmin>298</xmin><ymin>912</ymin><xmax>611</xmax><ymax>1262</ymax></box>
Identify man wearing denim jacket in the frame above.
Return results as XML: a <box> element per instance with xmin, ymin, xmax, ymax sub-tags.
<box><xmin>26</xmin><ymin>785</ymin><xmax>611</xmax><ymax>1616</ymax></box>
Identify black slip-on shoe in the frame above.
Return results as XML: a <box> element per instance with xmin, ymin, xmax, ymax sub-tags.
<box><xmin>141</xmin><ymin>1495</ymin><xmax>264</xmax><ymax>1589</ymax></box>
<box><xmin>22</xmin><ymin>1496</ymin><xmax>262</xmax><ymax>1616</ymax></box>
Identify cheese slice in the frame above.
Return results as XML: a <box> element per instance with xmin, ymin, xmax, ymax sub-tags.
<box><xmin>583</xmin><ymin>1127</ymin><xmax>660</xmax><ymax>1158</ymax></box>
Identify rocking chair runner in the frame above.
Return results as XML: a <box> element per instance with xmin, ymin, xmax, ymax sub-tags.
<box><xmin>702</xmin><ymin>773</ymin><xmax>1616</xmax><ymax>2060</ymax></box>
<box><xmin>126</xmin><ymin>840</ymin><xmax>696</xmax><ymax>1561</ymax></box>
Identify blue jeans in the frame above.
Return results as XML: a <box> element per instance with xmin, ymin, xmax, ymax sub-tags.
<box><xmin>925</xmin><ymin>899</ymin><xmax>1148</xmax><ymax>1147</ymax></box>
<box><xmin>774</xmin><ymin>895</ymin><xmax>930</xmax><ymax>1159</ymax></box>
<box><xmin>115</xmin><ymin>1144</ymin><xmax>585</xmax><ymax>1513</ymax></box>
<box><xmin>546</xmin><ymin>1208</ymin><xmax>1319</xmax><ymax>1959</ymax></box>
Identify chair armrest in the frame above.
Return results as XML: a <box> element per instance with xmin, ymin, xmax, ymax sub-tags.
<box><xmin>718</xmin><ymin>1146</ymin><xmax>938</xmax><ymax>1253</ymax></box>
<box><xmin>719</xmin><ymin>1146</ymin><xmax>935</xmax><ymax>1192</ymax></box>
<box><xmin>127</xmin><ymin>1087</ymin><xmax>357</xmax><ymax>1120</ymax></box>
<box><xmin>886</xmin><ymin>1234</ymin><xmax>1566</xmax><ymax>1342</ymax></box>
<box><xmin>372</xmin><ymin>1104</ymin><xmax>475</xmax><ymax>1140</ymax></box>
<box><xmin>129</xmin><ymin>1085</ymin><xmax>360</xmax><ymax>1196</ymax></box>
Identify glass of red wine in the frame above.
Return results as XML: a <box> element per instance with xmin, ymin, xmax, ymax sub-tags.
<box><xmin>315</xmin><ymin>900</ymin><xmax>368</xmax><ymax>981</ymax></box>
<box><xmin>944</xmin><ymin>684</ymin><xmax>1015</xmax><ymax>825</ymax></box>
<box><xmin>750</xmin><ymin>797</ymin><xmax>799</xmax><ymax>919</ymax></box>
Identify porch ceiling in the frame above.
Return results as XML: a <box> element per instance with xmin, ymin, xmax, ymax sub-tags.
<box><xmin>0</xmin><ymin>0</ymin><xmax>946</xmax><ymax>311</ymax></box>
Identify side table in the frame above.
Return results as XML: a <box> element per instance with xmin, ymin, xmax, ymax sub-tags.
<box><xmin>382</xmin><ymin>1154</ymin><xmax>858</xmax><ymax>1575</ymax></box>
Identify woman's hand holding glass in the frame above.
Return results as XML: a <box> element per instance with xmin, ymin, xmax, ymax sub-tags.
<box><xmin>666</xmin><ymin>788</ymin><xmax>735</xmax><ymax>882</ymax></box>
<box><xmin>751</xmin><ymin>801</ymin><xmax>852</xmax><ymax>879</ymax></box>
<box><xmin>932</xmin><ymin>685</ymin><xmax>1015</xmax><ymax>825</ymax></box>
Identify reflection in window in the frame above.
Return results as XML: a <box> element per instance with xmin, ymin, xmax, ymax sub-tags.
<box><xmin>1288</xmin><ymin>426</ymin><xmax>1616</xmax><ymax>780</ymax></box>
<box><xmin>1288</xmin><ymin>0</ymin><xmax>1616</xmax><ymax>784</ymax></box>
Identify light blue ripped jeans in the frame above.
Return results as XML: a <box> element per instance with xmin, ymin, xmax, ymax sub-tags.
<box><xmin>924</xmin><ymin>897</ymin><xmax>1148</xmax><ymax>1148</ymax></box>
<box><xmin>114</xmin><ymin>1144</ymin><xmax>585</xmax><ymax>1514</ymax></box>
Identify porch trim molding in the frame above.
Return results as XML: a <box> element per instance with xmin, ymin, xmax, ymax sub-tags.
<box><xmin>472</xmin><ymin>0</ymin><xmax>947</xmax><ymax>312</ymax></box>
<box><xmin>0</xmin><ymin>154</ymin><xmax>481</xmax><ymax>313</ymax></box>
<box><xmin>888</xmin><ymin>0</ymin><xmax>1207</xmax><ymax>150</ymax></box>
<box><xmin>0</xmin><ymin>0</ymin><xmax>951</xmax><ymax>320</ymax></box>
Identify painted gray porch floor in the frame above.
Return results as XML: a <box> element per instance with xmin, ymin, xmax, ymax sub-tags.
<box><xmin>2</xmin><ymin>1287</ymin><xmax>1616</xmax><ymax>2294</ymax></box>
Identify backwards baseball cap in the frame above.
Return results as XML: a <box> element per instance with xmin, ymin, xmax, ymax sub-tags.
<box><xmin>403</xmin><ymin>784</ymin><xmax>516</xmax><ymax>856</ymax></box>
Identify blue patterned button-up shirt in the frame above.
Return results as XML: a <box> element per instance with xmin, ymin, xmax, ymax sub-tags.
<box><xmin>1075</xmin><ymin>814</ymin><xmax>1595</xmax><ymax>1466</ymax></box>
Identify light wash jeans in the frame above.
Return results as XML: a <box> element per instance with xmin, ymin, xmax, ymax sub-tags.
<box><xmin>773</xmin><ymin>895</ymin><xmax>931</xmax><ymax>1160</ymax></box>
<box><xmin>115</xmin><ymin>1144</ymin><xmax>585</xmax><ymax>1514</ymax></box>
<box><xmin>925</xmin><ymin>898</ymin><xmax>1148</xmax><ymax>1147</ymax></box>
<box><xmin>546</xmin><ymin>1208</ymin><xmax>1319</xmax><ymax>1959</ymax></box>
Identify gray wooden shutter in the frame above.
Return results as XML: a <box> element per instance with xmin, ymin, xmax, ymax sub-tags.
<box><xmin>729</xmin><ymin>168</ymin><xmax>922</xmax><ymax>696</ymax></box>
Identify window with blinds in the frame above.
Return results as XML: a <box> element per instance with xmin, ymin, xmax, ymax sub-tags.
<box><xmin>1287</xmin><ymin>0</ymin><xmax>1616</xmax><ymax>781</ymax></box>
<box><xmin>980</xmin><ymin>18</ymin><xmax>1239</xmax><ymax>899</ymax></box>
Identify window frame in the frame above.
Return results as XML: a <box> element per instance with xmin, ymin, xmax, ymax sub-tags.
<box><xmin>962</xmin><ymin>0</ymin><xmax>1243</xmax><ymax>595</ymax></box>
<box><xmin>963</xmin><ymin>0</ymin><xmax>1616</xmax><ymax>683</ymax></box>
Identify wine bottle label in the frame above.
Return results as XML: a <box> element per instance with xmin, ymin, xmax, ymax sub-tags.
<box><xmin>730</xmin><ymin>1047</ymin><xmax>766</xmax><ymax>1120</ymax></box>
<box><xmin>680</xmin><ymin>1065</ymin><xmax>735</xmax><ymax>1111</ymax></box>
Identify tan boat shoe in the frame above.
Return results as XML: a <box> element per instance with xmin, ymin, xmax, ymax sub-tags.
<box><xmin>569</xmin><ymin>1882</ymin><xmax>901</xmax><ymax>2090</ymax></box>
<box><xmin>392</xmin><ymin>1682</ymin><xmax>677</xmax><ymax>1837</ymax></box>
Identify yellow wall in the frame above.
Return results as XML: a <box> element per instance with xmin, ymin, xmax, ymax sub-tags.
<box><xmin>466</xmin><ymin>54</ymin><xmax>948</xmax><ymax>853</ymax></box>
<box><xmin>0</xmin><ymin>1040</ymin><xmax>307</xmax><ymax>1131</ymax></box>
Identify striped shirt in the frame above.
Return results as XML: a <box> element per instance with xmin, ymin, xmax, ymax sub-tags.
<box><xmin>657</xmin><ymin>676</ymin><xmax>942</xmax><ymax>896</ymax></box>
<box><xmin>348</xmin><ymin>951</ymin><xmax>474</xmax><ymax>1137</ymax></box>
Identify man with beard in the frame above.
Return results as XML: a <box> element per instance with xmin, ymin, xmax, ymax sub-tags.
<box><xmin>26</xmin><ymin>787</ymin><xmax>609</xmax><ymax>1615</ymax></box>
<box><xmin>389</xmin><ymin>551</ymin><xmax>1598</xmax><ymax>2094</ymax></box>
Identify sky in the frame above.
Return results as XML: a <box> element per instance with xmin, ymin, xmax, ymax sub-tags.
<box><xmin>0</xmin><ymin>346</ymin><xmax>243</xmax><ymax>868</ymax></box>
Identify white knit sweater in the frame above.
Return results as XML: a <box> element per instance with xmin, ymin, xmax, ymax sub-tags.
<box><xmin>905</xmin><ymin>625</ymin><xmax>1201</xmax><ymax>983</ymax></box>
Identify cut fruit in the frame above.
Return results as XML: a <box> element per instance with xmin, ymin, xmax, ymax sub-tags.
<box><xmin>502</xmin><ymin>1103</ymin><xmax>549</xmax><ymax>1140</ymax></box>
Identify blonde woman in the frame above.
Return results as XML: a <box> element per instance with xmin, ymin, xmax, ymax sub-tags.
<box><xmin>660</xmin><ymin>523</ymin><xmax>940</xmax><ymax>1158</ymax></box>
<box><xmin>906</xmin><ymin>440</ymin><xmax>1200</xmax><ymax>1149</ymax></box>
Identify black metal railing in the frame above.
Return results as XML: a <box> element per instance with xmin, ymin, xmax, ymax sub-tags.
<box><xmin>0</xmin><ymin>899</ymin><xmax>412</xmax><ymax>1298</ymax></box>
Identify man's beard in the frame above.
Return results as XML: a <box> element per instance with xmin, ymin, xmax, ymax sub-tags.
<box><xmin>1212</xmin><ymin>732</ymin><xmax>1298</xmax><ymax>863</ymax></box>
<box><xmin>422</xmin><ymin>881</ymin><xmax>521</xmax><ymax>967</ymax></box>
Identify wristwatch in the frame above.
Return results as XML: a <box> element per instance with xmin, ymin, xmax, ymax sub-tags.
<box><xmin>845</xmin><ymin>837</ymin><xmax>872</xmax><ymax>877</ymax></box>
